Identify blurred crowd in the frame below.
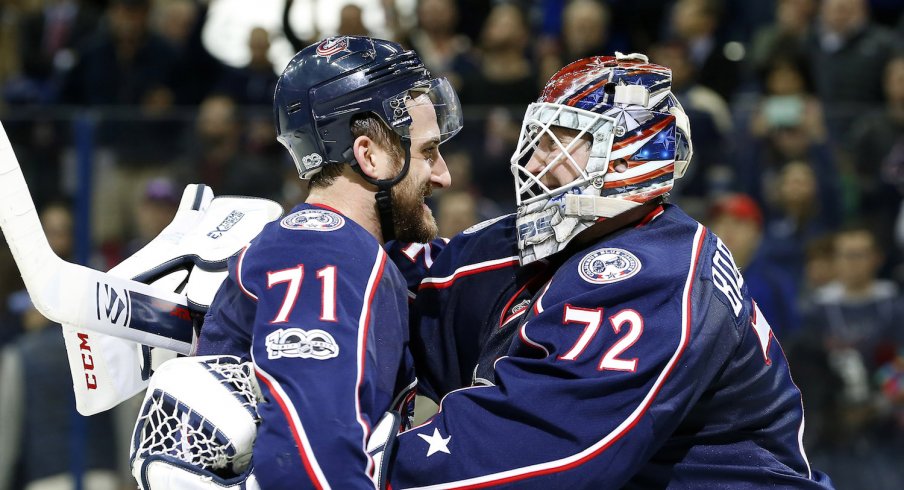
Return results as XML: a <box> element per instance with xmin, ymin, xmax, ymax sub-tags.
<box><xmin>0</xmin><ymin>0</ymin><xmax>902</xmax><ymax>488</ymax></box>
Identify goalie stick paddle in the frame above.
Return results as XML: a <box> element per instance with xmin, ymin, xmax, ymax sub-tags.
<box><xmin>0</xmin><ymin>121</ymin><xmax>195</xmax><ymax>354</ymax></box>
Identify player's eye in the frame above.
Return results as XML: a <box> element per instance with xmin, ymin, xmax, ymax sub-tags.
<box><xmin>422</xmin><ymin>145</ymin><xmax>438</xmax><ymax>161</ymax></box>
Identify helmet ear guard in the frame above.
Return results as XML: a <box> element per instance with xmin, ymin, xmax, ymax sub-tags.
<box><xmin>670</xmin><ymin>106</ymin><xmax>693</xmax><ymax>179</ymax></box>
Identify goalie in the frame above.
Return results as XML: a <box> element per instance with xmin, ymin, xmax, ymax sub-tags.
<box><xmin>131</xmin><ymin>36</ymin><xmax>462</xmax><ymax>489</ymax></box>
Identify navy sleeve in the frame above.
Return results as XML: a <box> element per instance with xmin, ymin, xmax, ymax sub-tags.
<box><xmin>199</xmin><ymin>208</ymin><xmax>413</xmax><ymax>489</ymax></box>
<box><xmin>243</xmin><ymin>238</ymin><xmax>400</xmax><ymax>489</ymax></box>
<box><xmin>384</xmin><ymin>239</ymin><xmax>449</xmax><ymax>295</ymax></box>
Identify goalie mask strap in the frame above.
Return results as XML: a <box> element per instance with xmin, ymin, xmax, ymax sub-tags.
<box><xmin>548</xmin><ymin>199</ymin><xmax>663</xmax><ymax>269</ymax></box>
<box><xmin>562</xmin><ymin>194</ymin><xmax>642</xmax><ymax>218</ymax></box>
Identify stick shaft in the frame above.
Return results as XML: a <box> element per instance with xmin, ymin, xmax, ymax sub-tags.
<box><xmin>0</xmin><ymin>121</ymin><xmax>192</xmax><ymax>354</ymax></box>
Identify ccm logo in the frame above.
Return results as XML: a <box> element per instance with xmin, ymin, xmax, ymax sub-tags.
<box><xmin>77</xmin><ymin>332</ymin><xmax>98</xmax><ymax>390</ymax></box>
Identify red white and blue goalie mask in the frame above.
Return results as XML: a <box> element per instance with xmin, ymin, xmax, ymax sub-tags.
<box><xmin>511</xmin><ymin>53</ymin><xmax>693</xmax><ymax>264</ymax></box>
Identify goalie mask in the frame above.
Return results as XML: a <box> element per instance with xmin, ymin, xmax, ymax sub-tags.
<box><xmin>511</xmin><ymin>53</ymin><xmax>693</xmax><ymax>265</ymax></box>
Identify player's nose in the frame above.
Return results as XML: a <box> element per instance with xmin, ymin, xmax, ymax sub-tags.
<box><xmin>524</xmin><ymin>151</ymin><xmax>547</xmax><ymax>176</ymax></box>
<box><xmin>430</xmin><ymin>151</ymin><xmax>451</xmax><ymax>189</ymax></box>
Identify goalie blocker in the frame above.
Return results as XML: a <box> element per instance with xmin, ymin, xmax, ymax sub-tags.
<box><xmin>0</xmin><ymin>120</ymin><xmax>283</xmax><ymax>414</ymax></box>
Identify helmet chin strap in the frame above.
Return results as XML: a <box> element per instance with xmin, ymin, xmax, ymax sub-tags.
<box><xmin>348</xmin><ymin>139</ymin><xmax>412</xmax><ymax>243</ymax></box>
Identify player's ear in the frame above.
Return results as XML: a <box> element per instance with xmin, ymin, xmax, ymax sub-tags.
<box><xmin>352</xmin><ymin>135</ymin><xmax>382</xmax><ymax>180</ymax></box>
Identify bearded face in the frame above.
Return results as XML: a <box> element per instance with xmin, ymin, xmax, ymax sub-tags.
<box><xmin>390</xmin><ymin>166</ymin><xmax>438</xmax><ymax>243</ymax></box>
<box><xmin>384</xmin><ymin>90</ymin><xmax>452</xmax><ymax>243</ymax></box>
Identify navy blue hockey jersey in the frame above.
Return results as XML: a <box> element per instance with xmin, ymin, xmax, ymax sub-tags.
<box><xmin>389</xmin><ymin>204</ymin><xmax>833</xmax><ymax>488</ymax></box>
<box><xmin>197</xmin><ymin>203</ymin><xmax>415</xmax><ymax>489</ymax></box>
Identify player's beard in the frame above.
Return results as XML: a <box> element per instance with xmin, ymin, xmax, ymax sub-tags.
<box><xmin>391</xmin><ymin>171</ymin><xmax>437</xmax><ymax>244</ymax></box>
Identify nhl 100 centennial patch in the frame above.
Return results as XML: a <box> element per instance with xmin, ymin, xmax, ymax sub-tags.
<box><xmin>280</xmin><ymin>209</ymin><xmax>345</xmax><ymax>232</ymax></box>
<box><xmin>578</xmin><ymin>248</ymin><xmax>642</xmax><ymax>284</ymax></box>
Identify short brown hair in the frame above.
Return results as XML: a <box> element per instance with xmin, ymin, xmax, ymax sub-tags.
<box><xmin>308</xmin><ymin>114</ymin><xmax>404</xmax><ymax>189</ymax></box>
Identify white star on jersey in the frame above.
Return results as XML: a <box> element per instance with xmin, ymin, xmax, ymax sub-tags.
<box><xmin>417</xmin><ymin>428</ymin><xmax>451</xmax><ymax>457</ymax></box>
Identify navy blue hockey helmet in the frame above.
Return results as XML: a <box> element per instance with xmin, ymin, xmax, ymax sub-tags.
<box><xmin>274</xmin><ymin>36</ymin><xmax>463</xmax><ymax>179</ymax></box>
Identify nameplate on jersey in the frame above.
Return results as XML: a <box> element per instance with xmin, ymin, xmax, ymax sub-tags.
<box><xmin>712</xmin><ymin>237</ymin><xmax>744</xmax><ymax>316</ymax></box>
<box><xmin>265</xmin><ymin>327</ymin><xmax>339</xmax><ymax>360</ymax></box>
<box><xmin>280</xmin><ymin>209</ymin><xmax>345</xmax><ymax>232</ymax></box>
<box><xmin>578</xmin><ymin>248</ymin><xmax>641</xmax><ymax>284</ymax></box>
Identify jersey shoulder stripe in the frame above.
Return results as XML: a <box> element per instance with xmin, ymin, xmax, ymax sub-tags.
<box><xmin>420</xmin><ymin>214</ymin><xmax>519</xmax><ymax>289</ymax></box>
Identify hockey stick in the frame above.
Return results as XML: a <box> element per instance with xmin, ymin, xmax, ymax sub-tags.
<box><xmin>0</xmin><ymin>121</ymin><xmax>195</xmax><ymax>354</ymax></box>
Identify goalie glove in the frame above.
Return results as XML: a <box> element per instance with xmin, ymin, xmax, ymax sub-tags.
<box><xmin>131</xmin><ymin>355</ymin><xmax>261</xmax><ymax>490</ymax></box>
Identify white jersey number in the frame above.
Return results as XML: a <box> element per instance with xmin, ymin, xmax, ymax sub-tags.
<box><xmin>559</xmin><ymin>305</ymin><xmax>643</xmax><ymax>372</ymax></box>
<box><xmin>267</xmin><ymin>265</ymin><xmax>339</xmax><ymax>323</ymax></box>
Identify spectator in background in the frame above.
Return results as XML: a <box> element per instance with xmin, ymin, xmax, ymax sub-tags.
<box><xmin>799</xmin><ymin>225</ymin><xmax>904</xmax><ymax>490</ymax></box>
<box><xmin>153</xmin><ymin>0</ymin><xmax>223</xmax><ymax>105</ymax></box>
<box><xmin>762</xmin><ymin>161</ymin><xmax>838</xmax><ymax>288</ymax></box>
<box><xmin>847</xmin><ymin>55</ymin><xmax>904</xmax><ymax>260</ymax></box>
<box><xmin>458</xmin><ymin>3</ymin><xmax>539</xmax><ymax>205</ymax></box>
<box><xmin>556</xmin><ymin>0</ymin><xmax>611</xmax><ymax>68</ymax></box>
<box><xmin>668</xmin><ymin>0</ymin><xmax>741</xmax><ymax>101</ymax></box>
<box><xmin>709</xmin><ymin>193</ymin><xmax>800</xmax><ymax>340</ymax></box>
<box><xmin>217</xmin><ymin>27</ymin><xmax>278</xmax><ymax>106</ymax></box>
<box><xmin>457</xmin><ymin>2</ymin><xmax>537</xmax><ymax>107</ymax></box>
<box><xmin>802</xmin><ymin>234</ymin><xmax>838</xmax><ymax>303</ymax></box>
<box><xmin>0</xmin><ymin>202</ymin><xmax>122</xmax><ymax>490</ymax></box>
<box><xmin>749</xmin><ymin>0</ymin><xmax>817</xmax><ymax>75</ymax></box>
<box><xmin>737</xmin><ymin>55</ymin><xmax>841</xmax><ymax>225</ymax></box>
<box><xmin>12</xmin><ymin>0</ymin><xmax>98</xmax><ymax>104</ymax></box>
<box><xmin>122</xmin><ymin>177</ymin><xmax>180</xmax><ymax>259</ymax></box>
<box><xmin>60</xmin><ymin>0</ymin><xmax>183</xmax><ymax>246</ymax></box>
<box><xmin>436</xmin><ymin>190</ymin><xmax>478</xmax><ymax>237</ymax></box>
<box><xmin>806</xmin><ymin>0</ymin><xmax>897</xmax><ymax>135</ymax></box>
<box><xmin>402</xmin><ymin>0</ymin><xmax>476</xmax><ymax>90</ymax></box>
<box><xmin>651</xmin><ymin>41</ymin><xmax>732</xmax><ymax>208</ymax></box>
<box><xmin>337</xmin><ymin>4</ymin><xmax>368</xmax><ymax>37</ymax></box>
<box><xmin>175</xmin><ymin>94</ymin><xmax>282</xmax><ymax>201</ymax></box>
<box><xmin>60</xmin><ymin>0</ymin><xmax>178</xmax><ymax>107</ymax></box>
<box><xmin>535</xmin><ymin>0</ymin><xmax>628</xmax><ymax>85</ymax></box>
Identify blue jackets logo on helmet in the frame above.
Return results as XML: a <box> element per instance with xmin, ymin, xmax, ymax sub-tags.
<box><xmin>315</xmin><ymin>37</ymin><xmax>350</xmax><ymax>58</ymax></box>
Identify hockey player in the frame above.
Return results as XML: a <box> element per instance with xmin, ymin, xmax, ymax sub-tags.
<box><xmin>135</xmin><ymin>36</ymin><xmax>462</xmax><ymax>489</ymax></box>
<box><xmin>388</xmin><ymin>54</ymin><xmax>835</xmax><ymax>487</ymax></box>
